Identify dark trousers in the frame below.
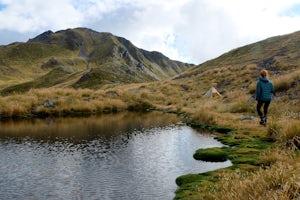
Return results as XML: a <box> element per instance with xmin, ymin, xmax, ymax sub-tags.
<box><xmin>256</xmin><ymin>100</ymin><xmax>271</xmax><ymax>118</ymax></box>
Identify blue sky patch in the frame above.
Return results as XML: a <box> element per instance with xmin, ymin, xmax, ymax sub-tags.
<box><xmin>0</xmin><ymin>3</ymin><xmax>7</xmax><ymax>11</ymax></box>
<box><xmin>281</xmin><ymin>4</ymin><xmax>300</xmax><ymax>17</ymax></box>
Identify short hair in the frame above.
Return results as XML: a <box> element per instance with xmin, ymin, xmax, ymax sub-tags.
<box><xmin>260</xmin><ymin>69</ymin><xmax>268</xmax><ymax>78</ymax></box>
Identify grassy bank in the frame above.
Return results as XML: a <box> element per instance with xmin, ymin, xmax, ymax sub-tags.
<box><xmin>174</xmin><ymin>123</ymin><xmax>299</xmax><ymax>199</ymax></box>
<box><xmin>172</xmin><ymin>84</ymin><xmax>300</xmax><ymax>199</ymax></box>
<box><xmin>1</xmin><ymin>29</ymin><xmax>300</xmax><ymax>199</ymax></box>
<box><xmin>0</xmin><ymin>78</ymin><xmax>300</xmax><ymax>199</ymax></box>
<box><xmin>0</xmin><ymin>87</ymin><xmax>154</xmax><ymax>119</ymax></box>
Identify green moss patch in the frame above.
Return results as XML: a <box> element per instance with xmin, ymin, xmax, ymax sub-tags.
<box><xmin>175</xmin><ymin>172</ymin><xmax>218</xmax><ymax>200</ymax></box>
<box><xmin>193</xmin><ymin>147</ymin><xmax>229</xmax><ymax>162</ymax></box>
<box><xmin>175</xmin><ymin>125</ymin><xmax>275</xmax><ymax>199</ymax></box>
<box><xmin>176</xmin><ymin>174</ymin><xmax>209</xmax><ymax>187</ymax></box>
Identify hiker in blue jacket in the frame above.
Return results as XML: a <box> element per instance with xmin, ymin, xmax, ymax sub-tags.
<box><xmin>255</xmin><ymin>69</ymin><xmax>274</xmax><ymax>125</ymax></box>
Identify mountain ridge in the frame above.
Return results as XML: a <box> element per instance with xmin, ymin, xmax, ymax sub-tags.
<box><xmin>0</xmin><ymin>27</ymin><xmax>194</xmax><ymax>94</ymax></box>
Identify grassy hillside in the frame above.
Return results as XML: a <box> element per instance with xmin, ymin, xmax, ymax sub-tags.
<box><xmin>171</xmin><ymin>30</ymin><xmax>300</xmax><ymax>199</ymax></box>
<box><xmin>0</xmin><ymin>30</ymin><xmax>300</xmax><ymax>199</ymax></box>
<box><xmin>0</xmin><ymin>28</ymin><xmax>193</xmax><ymax>93</ymax></box>
<box><xmin>174</xmin><ymin>30</ymin><xmax>300</xmax><ymax>94</ymax></box>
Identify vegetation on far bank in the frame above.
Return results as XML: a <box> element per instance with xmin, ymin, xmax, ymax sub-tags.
<box><xmin>1</xmin><ymin>29</ymin><xmax>300</xmax><ymax>199</ymax></box>
<box><xmin>0</xmin><ymin>68</ymin><xmax>299</xmax><ymax>199</ymax></box>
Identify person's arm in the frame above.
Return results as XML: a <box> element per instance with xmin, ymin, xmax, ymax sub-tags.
<box><xmin>255</xmin><ymin>82</ymin><xmax>261</xmax><ymax>100</ymax></box>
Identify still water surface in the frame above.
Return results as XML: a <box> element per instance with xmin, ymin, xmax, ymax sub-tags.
<box><xmin>0</xmin><ymin>112</ymin><xmax>231</xmax><ymax>200</ymax></box>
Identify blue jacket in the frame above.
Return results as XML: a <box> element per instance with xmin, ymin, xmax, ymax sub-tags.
<box><xmin>256</xmin><ymin>77</ymin><xmax>274</xmax><ymax>101</ymax></box>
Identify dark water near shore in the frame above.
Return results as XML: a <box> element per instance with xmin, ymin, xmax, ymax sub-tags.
<box><xmin>0</xmin><ymin>112</ymin><xmax>231</xmax><ymax>200</ymax></box>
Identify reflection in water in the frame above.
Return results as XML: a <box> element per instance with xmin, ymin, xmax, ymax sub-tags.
<box><xmin>0</xmin><ymin>112</ymin><xmax>231</xmax><ymax>200</ymax></box>
<box><xmin>0</xmin><ymin>112</ymin><xmax>180</xmax><ymax>142</ymax></box>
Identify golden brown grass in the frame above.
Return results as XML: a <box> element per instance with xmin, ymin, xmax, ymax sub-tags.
<box><xmin>191</xmin><ymin>108</ymin><xmax>216</xmax><ymax>125</ymax></box>
<box><xmin>0</xmin><ymin>94</ymin><xmax>38</xmax><ymax>116</ymax></box>
<box><xmin>260</xmin><ymin>147</ymin><xmax>295</xmax><ymax>166</ymax></box>
<box><xmin>277</xmin><ymin>120</ymin><xmax>300</xmax><ymax>150</ymax></box>
<box><xmin>272</xmin><ymin>70</ymin><xmax>300</xmax><ymax>92</ymax></box>
<box><xmin>0</xmin><ymin>87</ymin><xmax>130</xmax><ymax>117</ymax></box>
<box><xmin>1</xmin><ymin>67</ymin><xmax>300</xmax><ymax>200</ymax></box>
<box><xmin>201</xmin><ymin>161</ymin><xmax>300</xmax><ymax>200</ymax></box>
<box><xmin>1</xmin><ymin>28</ymin><xmax>300</xmax><ymax>200</ymax></box>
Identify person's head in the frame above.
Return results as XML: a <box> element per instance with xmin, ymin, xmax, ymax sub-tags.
<box><xmin>260</xmin><ymin>69</ymin><xmax>268</xmax><ymax>78</ymax></box>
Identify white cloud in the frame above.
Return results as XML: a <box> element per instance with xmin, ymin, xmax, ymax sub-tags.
<box><xmin>1</xmin><ymin>0</ymin><xmax>300</xmax><ymax>64</ymax></box>
<box><xmin>212</xmin><ymin>0</ymin><xmax>300</xmax><ymax>38</ymax></box>
<box><xmin>0</xmin><ymin>0</ymin><xmax>83</xmax><ymax>32</ymax></box>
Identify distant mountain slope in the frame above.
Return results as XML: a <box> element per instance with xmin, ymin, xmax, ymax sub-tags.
<box><xmin>0</xmin><ymin>28</ymin><xmax>193</xmax><ymax>93</ymax></box>
<box><xmin>175</xmin><ymin>30</ymin><xmax>300</xmax><ymax>93</ymax></box>
<box><xmin>200</xmin><ymin>30</ymin><xmax>300</xmax><ymax>70</ymax></box>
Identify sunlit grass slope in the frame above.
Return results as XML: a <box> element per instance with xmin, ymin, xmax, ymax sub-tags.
<box><xmin>1</xmin><ymin>29</ymin><xmax>300</xmax><ymax>199</ymax></box>
<box><xmin>0</xmin><ymin>28</ymin><xmax>193</xmax><ymax>92</ymax></box>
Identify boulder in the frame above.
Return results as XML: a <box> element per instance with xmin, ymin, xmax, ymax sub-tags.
<box><xmin>44</xmin><ymin>99</ymin><xmax>55</xmax><ymax>107</ymax></box>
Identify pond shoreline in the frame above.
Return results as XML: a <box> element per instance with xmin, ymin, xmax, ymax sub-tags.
<box><xmin>0</xmin><ymin>101</ymin><xmax>159</xmax><ymax>121</ymax></box>
<box><xmin>0</xmin><ymin>108</ymin><xmax>277</xmax><ymax>199</ymax></box>
<box><xmin>0</xmin><ymin>112</ymin><xmax>231</xmax><ymax>200</ymax></box>
<box><xmin>174</xmin><ymin>120</ymin><xmax>275</xmax><ymax>199</ymax></box>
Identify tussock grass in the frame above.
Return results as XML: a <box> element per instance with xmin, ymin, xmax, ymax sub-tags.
<box><xmin>267</xmin><ymin>119</ymin><xmax>282</xmax><ymax>138</ymax></box>
<box><xmin>1</xmin><ymin>27</ymin><xmax>300</xmax><ymax>200</ymax></box>
<box><xmin>277</xmin><ymin>120</ymin><xmax>300</xmax><ymax>150</ymax></box>
<box><xmin>0</xmin><ymin>87</ymin><xmax>130</xmax><ymax>117</ymax></box>
<box><xmin>260</xmin><ymin>148</ymin><xmax>294</xmax><ymax>166</ymax></box>
<box><xmin>266</xmin><ymin>116</ymin><xmax>300</xmax><ymax>150</ymax></box>
<box><xmin>228</xmin><ymin>101</ymin><xmax>254</xmax><ymax>113</ymax></box>
<box><xmin>1</xmin><ymin>53</ymin><xmax>300</xmax><ymax>200</ymax></box>
<box><xmin>218</xmin><ymin>91</ymin><xmax>254</xmax><ymax>114</ymax></box>
<box><xmin>203</xmin><ymin>162</ymin><xmax>300</xmax><ymax>200</ymax></box>
<box><xmin>273</xmin><ymin>70</ymin><xmax>300</xmax><ymax>92</ymax></box>
<box><xmin>0</xmin><ymin>94</ymin><xmax>38</xmax><ymax>117</ymax></box>
<box><xmin>191</xmin><ymin>108</ymin><xmax>216</xmax><ymax>125</ymax></box>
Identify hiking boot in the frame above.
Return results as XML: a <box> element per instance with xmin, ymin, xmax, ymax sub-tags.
<box><xmin>260</xmin><ymin>116</ymin><xmax>266</xmax><ymax>126</ymax></box>
<box><xmin>259</xmin><ymin>116</ymin><xmax>267</xmax><ymax>126</ymax></box>
<box><xmin>259</xmin><ymin>116</ymin><xmax>264</xmax><ymax>125</ymax></box>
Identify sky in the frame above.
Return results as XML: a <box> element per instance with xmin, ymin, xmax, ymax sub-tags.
<box><xmin>1</xmin><ymin>0</ymin><xmax>300</xmax><ymax>64</ymax></box>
